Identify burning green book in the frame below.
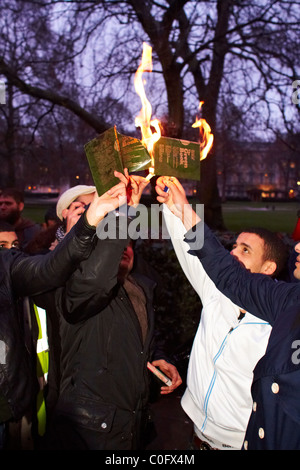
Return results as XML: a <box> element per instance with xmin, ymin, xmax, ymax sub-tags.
<box><xmin>84</xmin><ymin>127</ymin><xmax>201</xmax><ymax>196</ymax></box>
<box><xmin>153</xmin><ymin>136</ymin><xmax>200</xmax><ymax>181</ymax></box>
<box><xmin>84</xmin><ymin>127</ymin><xmax>152</xmax><ymax>196</ymax></box>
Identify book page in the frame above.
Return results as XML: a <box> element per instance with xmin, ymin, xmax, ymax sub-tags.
<box><xmin>84</xmin><ymin>127</ymin><xmax>124</xmax><ymax>196</ymax></box>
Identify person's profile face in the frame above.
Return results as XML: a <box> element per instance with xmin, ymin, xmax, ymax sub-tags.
<box><xmin>293</xmin><ymin>242</ymin><xmax>300</xmax><ymax>280</ymax></box>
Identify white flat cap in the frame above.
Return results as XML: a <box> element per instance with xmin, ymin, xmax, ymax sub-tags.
<box><xmin>56</xmin><ymin>185</ymin><xmax>96</xmax><ymax>221</ymax></box>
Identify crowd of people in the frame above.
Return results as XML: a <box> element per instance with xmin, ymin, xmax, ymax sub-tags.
<box><xmin>0</xmin><ymin>175</ymin><xmax>181</xmax><ymax>451</ymax></box>
<box><xmin>0</xmin><ymin>171</ymin><xmax>300</xmax><ymax>451</ymax></box>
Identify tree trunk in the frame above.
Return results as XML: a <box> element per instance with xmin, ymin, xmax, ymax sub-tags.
<box><xmin>194</xmin><ymin>0</ymin><xmax>233</xmax><ymax>229</ymax></box>
<box><xmin>4</xmin><ymin>83</ymin><xmax>16</xmax><ymax>187</ymax></box>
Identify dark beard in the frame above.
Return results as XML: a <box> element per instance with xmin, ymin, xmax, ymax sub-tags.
<box><xmin>0</xmin><ymin>209</ymin><xmax>20</xmax><ymax>225</ymax></box>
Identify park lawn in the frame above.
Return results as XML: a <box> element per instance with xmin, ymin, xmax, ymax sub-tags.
<box><xmin>23</xmin><ymin>202</ymin><xmax>56</xmax><ymax>225</ymax></box>
<box><xmin>23</xmin><ymin>200</ymin><xmax>300</xmax><ymax>235</ymax></box>
<box><xmin>222</xmin><ymin>201</ymin><xmax>299</xmax><ymax>234</ymax></box>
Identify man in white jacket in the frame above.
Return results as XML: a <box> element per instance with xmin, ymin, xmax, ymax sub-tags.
<box><xmin>158</xmin><ymin>177</ymin><xmax>288</xmax><ymax>450</ymax></box>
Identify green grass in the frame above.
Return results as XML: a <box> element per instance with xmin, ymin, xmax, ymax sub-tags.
<box><xmin>23</xmin><ymin>202</ymin><xmax>56</xmax><ymax>225</ymax></box>
<box><xmin>22</xmin><ymin>200</ymin><xmax>300</xmax><ymax>235</ymax></box>
<box><xmin>222</xmin><ymin>201</ymin><xmax>299</xmax><ymax>234</ymax></box>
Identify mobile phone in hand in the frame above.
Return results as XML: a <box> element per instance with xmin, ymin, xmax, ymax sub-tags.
<box><xmin>147</xmin><ymin>362</ymin><xmax>172</xmax><ymax>386</ymax></box>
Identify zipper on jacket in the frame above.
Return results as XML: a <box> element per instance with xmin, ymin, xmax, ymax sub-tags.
<box><xmin>201</xmin><ymin>333</ymin><xmax>229</xmax><ymax>432</ymax></box>
<box><xmin>201</xmin><ymin>319</ymin><xmax>269</xmax><ymax>433</ymax></box>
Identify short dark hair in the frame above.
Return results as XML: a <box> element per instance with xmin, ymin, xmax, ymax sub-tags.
<box><xmin>238</xmin><ymin>227</ymin><xmax>288</xmax><ymax>277</ymax></box>
<box><xmin>44</xmin><ymin>206</ymin><xmax>59</xmax><ymax>224</ymax></box>
<box><xmin>0</xmin><ymin>221</ymin><xmax>16</xmax><ymax>233</ymax></box>
<box><xmin>0</xmin><ymin>188</ymin><xmax>24</xmax><ymax>204</ymax></box>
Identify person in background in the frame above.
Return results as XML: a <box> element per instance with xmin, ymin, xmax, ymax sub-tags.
<box><xmin>21</xmin><ymin>185</ymin><xmax>98</xmax><ymax>444</ymax></box>
<box><xmin>156</xmin><ymin>176</ymin><xmax>288</xmax><ymax>450</ymax></box>
<box><xmin>55</xmin><ymin>184</ymin><xmax>96</xmax><ymax>241</ymax></box>
<box><xmin>0</xmin><ymin>221</ymin><xmax>19</xmax><ymax>250</ymax></box>
<box><xmin>30</xmin><ymin>185</ymin><xmax>98</xmax><ymax>439</ymax></box>
<box><xmin>42</xmin><ymin>207</ymin><xmax>60</xmax><ymax>230</ymax></box>
<box><xmin>0</xmin><ymin>222</ymin><xmax>33</xmax><ymax>449</ymax></box>
<box><xmin>24</xmin><ymin>186</ymin><xmax>96</xmax><ymax>256</ymax></box>
<box><xmin>0</xmin><ymin>188</ymin><xmax>41</xmax><ymax>250</ymax></box>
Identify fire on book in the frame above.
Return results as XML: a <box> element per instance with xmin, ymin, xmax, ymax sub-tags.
<box><xmin>84</xmin><ymin>42</ymin><xmax>214</xmax><ymax>197</ymax></box>
<box><xmin>134</xmin><ymin>42</ymin><xmax>214</xmax><ymax>180</ymax></box>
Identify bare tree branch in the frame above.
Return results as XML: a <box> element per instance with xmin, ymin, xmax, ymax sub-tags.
<box><xmin>0</xmin><ymin>58</ymin><xmax>108</xmax><ymax>133</ymax></box>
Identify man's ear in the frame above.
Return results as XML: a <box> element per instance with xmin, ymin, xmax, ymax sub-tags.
<box><xmin>261</xmin><ymin>260</ymin><xmax>277</xmax><ymax>276</ymax></box>
<box><xmin>18</xmin><ymin>202</ymin><xmax>24</xmax><ymax>212</ymax></box>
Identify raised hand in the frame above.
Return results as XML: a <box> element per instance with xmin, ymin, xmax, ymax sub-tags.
<box><xmin>64</xmin><ymin>201</ymin><xmax>88</xmax><ymax>234</ymax></box>
<box><xmin>114</xmin><ymin>168</ymin><xmax>150</xmax><ymax>207</ymax></box>
<box><xmin>86</xmin><ymin>181</ymin><xmax>127</xmax><ymax>227</ymax></box>
<box><xmin>155</xmin><ymin>176</ymin><xmax>201</xmax><ymax>230</ymax></box>
<box><xmin>155</xmin><ymin>176</ymin><xmax>188</xmax><ymax>217</ymax></box>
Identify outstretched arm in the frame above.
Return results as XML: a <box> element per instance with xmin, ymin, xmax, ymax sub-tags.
<box><xmin>155</xmin><ymin>176</ymin><xmax>200</xmax><ymax>230</ymax></box>
<box><xmin>155</xmin><ymin>176</ymin><xmax>297</xmax><ymax>325</ymax></box>
<box><xmin>55</xmin><ymin>177</ymin><xmax>131</xmax><ymax>323</ymax></box>
<box><xmin>11</xmin><ymin>181</ymin><xmax>127</xmax><ymax>297</ymax></box>
<box><xmin>185</xmin><ymin>220</ymin><xmax>297</xmax><ymax>325</ymax></box>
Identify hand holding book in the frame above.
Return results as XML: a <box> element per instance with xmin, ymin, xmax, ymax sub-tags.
<box><xmin>84</xmin><ymin>127</ymin><xmax>201</xmax><ymax>196</ymax></box>
<box><xmin>86</xmin><ymin>180</ymin><xmax>127</xmax><ymax>227</ymax></box>
<box><xmin>112</xmin><ymin>168</ymin><xmax>150</xmax><ymax>207</ymax></box>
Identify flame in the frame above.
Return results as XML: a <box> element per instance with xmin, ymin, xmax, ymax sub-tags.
<box><xmin>134</xmin><ymin>42</ymin><xmax>161</xmax><ymax>179</ymax></box>
<box><xmin>192</xmin><ymin>101</ymin><xmax>214</xmax><ymax>161</ymax></box>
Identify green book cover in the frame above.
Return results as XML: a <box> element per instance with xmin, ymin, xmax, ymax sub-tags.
<box><xmin>84</xmin><ymin>127</ymin><xmax>152</xmax><ymax>195</ymax></box>
<box><xmin>153</xmin><ymin>137</ymin><xmax>200</xmax><ymax>181</ymax></box>
<box><xmin>84</xmin><ymin>127</ymin><xmax>201</xmax><ymax>196</ymax></box>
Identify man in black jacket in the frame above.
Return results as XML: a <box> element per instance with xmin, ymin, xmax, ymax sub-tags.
<box><xmin>0</xmin><ymin>182</ymin><xmax>127</xmax><ymax>449</ymax></box>
<box><xmin>47</xmin><ymin>172</ymin><xmax>182</xmax><ymax>450</ymax></box>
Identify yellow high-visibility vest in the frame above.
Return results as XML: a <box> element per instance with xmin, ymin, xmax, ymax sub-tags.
<box><xmin>34</xmin><ymin>305</ymin><xmax>49</xmax><ymax>436</ymax></box>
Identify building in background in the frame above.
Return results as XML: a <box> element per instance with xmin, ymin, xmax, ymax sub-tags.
<box><xmin>216</xmin><ymin>140</ymin><xmax>300</xmax><ymax>202</ymax></box>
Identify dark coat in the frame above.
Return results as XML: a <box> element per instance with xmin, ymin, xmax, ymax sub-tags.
<box><xmin>14</xmin><ymin>217</ymin><xmax>41</xmax><ymax>250</ymax></box>
<box><xmin>0</xmin><ymin>215</ymin><xmax>96</xmax><ymax>422</ymax></box>
<box><xmin>187</xmin><ymin>221</ymin><xmax>300</xmax><ymax>450</ymax></box>
<box><xmin>49</xmin><ymin>224</ymin><xmax>161</xmax><ymax>450</ymax></box>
